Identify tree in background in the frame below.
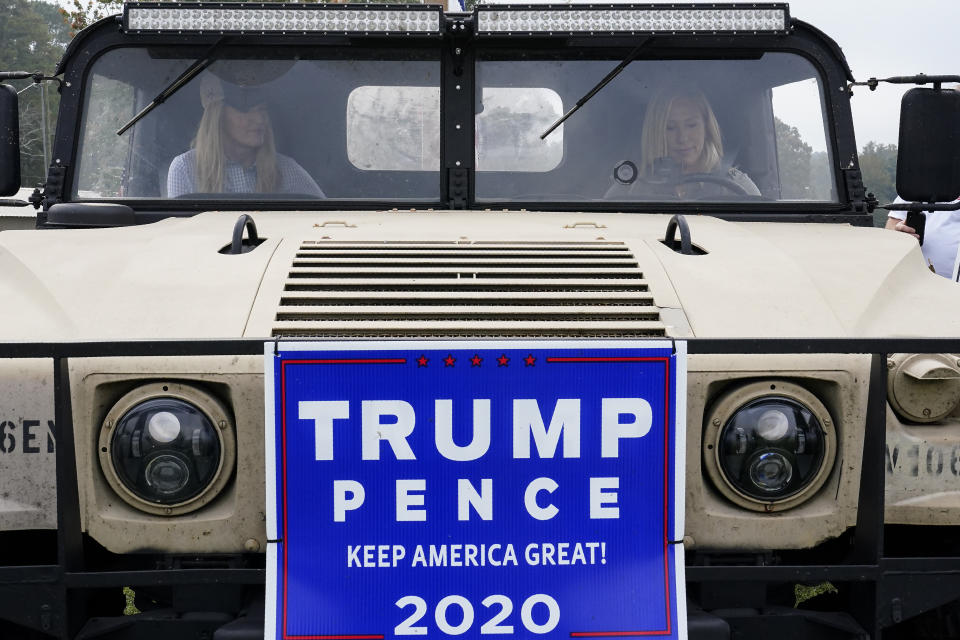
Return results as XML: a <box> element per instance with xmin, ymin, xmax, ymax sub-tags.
<box><xmin>775</xmin><ymin>116</ymin><xmax>898</xmax><ymax>226</ymax></box>
<box><xmin>60</xmin><ymin>0</ymin><xmax>116</xmax><ymax>35</ymax></box>
<box><xmin>809</xmin><ymin>150</ymin><xmax>832</xmax><ymax>203</ymax></box>
<box><xmin>858</xmin><ymin>141</ymin><xmax>898</xmax><ymax>226</ymax></box>
<box><xmin>774</xmin><ymin>117</ymin><xmax>812</xmax><ymax>199</ymax></box>
<box><xmin>0</xmin><ymin>0</ymin><xmax>70</xmax><ymax>187</ymax></box>
<box><xmin>774</xmin><ymin>116</ymin><xmax>834</xmax><ymax>202</ymax></box>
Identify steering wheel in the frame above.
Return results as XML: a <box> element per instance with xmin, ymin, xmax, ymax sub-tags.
<box><xmin>676</xmin><ymin>173</ymin><xmax>751</xmax><ymax>198</ymax></box>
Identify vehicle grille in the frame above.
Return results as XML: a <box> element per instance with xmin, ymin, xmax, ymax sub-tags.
<box><xmin>272</xmin><ymin>241</ymin><xmax>665</xmax><ymax>338</ymax></box>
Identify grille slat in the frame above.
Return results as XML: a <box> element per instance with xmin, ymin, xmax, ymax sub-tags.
<box><xmin>284</xmin><ymin>281</ymin><xmax>650</xmax><ymax>292</ymax></box>
<box><xmin>276</xmin><ymin>305</ymin><xmax>661</xmax><ymax>322</ymax></box>
<box><xmin>273</xmin><ymin>323</ymin><xmax>666</xmax><ymax>338</ymax></box>
<box><xmin>299</xmin><ymin>242</ymin><xmax>630</xmax><ymax>250</ymax></box>
<box><xmin>284</xmin><ymin>281</ymin><xmax>649</xmax><ymax>292</ymax></box>
<box><xmin>279</xmin><ymin>292</ymin><xmax>656</xmax><ymax>306</ymax></box>
<box><xmin>289</xmin><ymin>267</ymin><xmax>645</xmax><ymax>279</ymax></box>
<box><xmin>293</xmin><ymin>259</ymin><xmax>640</xmax><ymax>268</ymax></box>
<box><xmin>273</xmin><ymin>242</ymin><xmax>665</xmax><ymax>338</ymax></box>
<box><xmin>296</xmin><ymin>251</ymin><xmax>633</xmax><ymax>259</ymax></box>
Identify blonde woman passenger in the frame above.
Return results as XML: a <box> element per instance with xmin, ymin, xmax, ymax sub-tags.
<box><xmin>167</xmin><ymin>74</ymin><xmax>324</xmax><ymax>198</ymax></box>
<box><xmin>609</xmin><ymin>88</ymin><xmax>759</xmax><ymax>199</ymax></box>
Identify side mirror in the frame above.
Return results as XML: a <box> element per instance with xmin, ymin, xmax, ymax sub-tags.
<box><xmin>0</xmin><ymin>84</ymin><xmax>20</xmax><ymax>197</ymax></box>
<box><xmin>896</xmin><ymin>87</ymin><xmax>960</xmax><ymax>202</ymax></box>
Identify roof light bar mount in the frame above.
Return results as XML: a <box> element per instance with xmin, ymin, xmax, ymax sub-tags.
<box><xmin>123</xmin><ymin>2</ymin><xmax>443</xmax><ymax>37</ymax></box>
<box><xmin>475</xmin><ymin>3</ymin><xmax>791</xmax><ymax>37</ymax></box>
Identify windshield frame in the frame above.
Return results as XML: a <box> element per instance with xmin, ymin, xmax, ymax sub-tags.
<box><xmin>465</xmin><ymin>31</ymin><xmax>853</xmax><ymax>218</ymax></box>
<box><xmin>49</xmin><ymin>12</ymin><xmax>866</xmax><ymax>224</ymax></box>
<box><xmin>64</xmin><ymin>33</ymin><xmax>449</xmax><ymax>217</ymax></box>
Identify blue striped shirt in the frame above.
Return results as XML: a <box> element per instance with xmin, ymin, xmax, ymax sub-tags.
<box><xmin>167</xmin><ymin>149</ymin><xmax>325</xmax><ymax>198</ymax></box>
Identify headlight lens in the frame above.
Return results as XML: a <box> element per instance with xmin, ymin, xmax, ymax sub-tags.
<box><xmin>718</xmin><ymin>397</ymin><xmax>825</xmax><ymax>501</ymax></box>
<box><xmin>99</xmin><ymin>383</ymin><xmax>234</xmax><ymax>515</ymax></box>
<box><xmin>111</xmin><ymin>397</ymin><xmax>220</xmax><ymax>505</ymax></box>
<box><xmin>748</xmin><ymin>451</ymin><xmax>793</xmax><ymax>492</ymax></box>
<box><xmin>704</xmin><ymin>381</ymin><xmax>836</xmax><ymax>512</ymax></box>
<box><xmin>144</xmin><ymin>454</ymin><xmax>190</xmax><ymax>495</ymax></box>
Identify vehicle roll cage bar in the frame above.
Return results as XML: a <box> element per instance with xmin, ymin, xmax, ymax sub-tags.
<box><xmin>0</xmin><ymin>337</ymin><xmax>956</xmax><ymax>638</ymax></box>
<box><xmin>41</xmin><ymin>5</ymin><xmax>865</xmax><ymax>223</ymax></box>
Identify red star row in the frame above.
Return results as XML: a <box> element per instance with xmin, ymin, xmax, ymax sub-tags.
<box><xmin>415</xmin><ymin>354</ymin><xmax>537</xmax><ymax>368</ymax></box>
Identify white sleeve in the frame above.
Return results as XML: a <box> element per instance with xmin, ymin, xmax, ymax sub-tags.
<box><xmin>887</xmin><ymin>196</ymin><xmax>906</xmax><ymax>221</ymax></box>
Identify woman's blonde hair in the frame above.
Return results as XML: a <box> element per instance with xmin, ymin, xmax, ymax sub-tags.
<box><xmin>193</xmin><ymin>95</ymin><xmax>279</xmax><ymax>193</ymax></box>
<box><xmin>639</xmin><ymin>88</ymin><xmax>723</xmax><ymax>176</ymax></box>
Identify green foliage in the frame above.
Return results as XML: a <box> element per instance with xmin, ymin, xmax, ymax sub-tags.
<box><xmin>774</xmin><ymin>117</ymin><xmax>832</xmax><ymax>201</ymax></box>
<box><xmin>775</xmin><ymin>114</ymin><xmax>898</xmax><ymax>225</ymax></box>
<box><xmin>75</xmin><ymin>73</ymin><xmax>133</xmax><ymax>196</ymax></box>
<box><xmin>0</xmin><ymin>0</ymin><xmax>69</xmax><ymax>186</ymax></box>
<box><xmin>794</xmin><ymin>581</ymin><xmax>838</xmax><ymax>608</ymax></box>
<box><xmin>60</xmin><ymin>0</ymin><xmax>126</xmax><ymax>34</ymax></box>
<box><xmin>123</xmin><ymin>587</ymin><xmax>140</xmax><ymax>616</ymax></box>
<box><xmin>809</xmin><ymin>150</ymin><xmax>832</xmax><ymax>201</ymax></box>
<box><xmin>0</xmin><ymin>0</ymin><xmax>66</xmax><ymax>70</ymax></box>
<box><xmin>859</xmin><ymin>141</ymin><xmax>898</xmax><ymax>226</ymax></box>
<box><xmin>774</xmin><ymin>117</ymin><xmax>812</xmax><ymax>199</ymax></box>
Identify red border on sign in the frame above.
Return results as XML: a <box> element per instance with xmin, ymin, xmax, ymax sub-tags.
<box><xmin>277</xmin><ymin>353</ymin><xmax>676</xmax><ymax>639</ymax></box>
<box><xmin>280</xmin><ymin>358</ymin><xmax>404</xmax><ymax>640</ymax></box>
<box><xmin>546</xmin><ymin>356</ymin><xmax>673</xmax><ymax>638</ymax></box>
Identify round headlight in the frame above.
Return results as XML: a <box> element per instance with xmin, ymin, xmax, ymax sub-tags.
<box><xmin>99</xmin><ymin>383</ymin><xmax>235</xmax><ymax>516</ymax></box>
<box><xmin>703</xmin><ymin>381</ymin><xmax>836</xmax><ymax>512</ymax></box>
<box><xmin>887</xmin><ymin>353</ymin><xmax>960</xmax><ymax>423</ymax></box>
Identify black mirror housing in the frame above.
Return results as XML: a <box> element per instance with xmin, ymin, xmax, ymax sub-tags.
<box><xmin>0</xmin><ymin>84</ymin><xmax>20</xmax><ymax>197</ymax></box>
<box><xmin>896</xmin><ymin>87</ymin><xmax>960</xmax><ymax>202</ymax></box>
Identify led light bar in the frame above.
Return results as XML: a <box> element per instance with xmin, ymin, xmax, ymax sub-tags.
<box><xmin>476</xmin><ymin>3</ymin><xmax>790</xmax><ymax>36</ymax></box>
<box><xmin>123</xmin><ymin>2</ymin><xmax>442</xmax><ymax>35</ymax></box>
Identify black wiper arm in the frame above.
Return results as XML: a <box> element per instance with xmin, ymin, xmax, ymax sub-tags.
<box><xmin>116</xmin><ymin>37</ymin><xmax>230</xmax><ymax>136</ymax></box>
<box><xmin>540</xmin><ymin>37</ymin><xmax>653</xmax><ymax>140</ymax></box>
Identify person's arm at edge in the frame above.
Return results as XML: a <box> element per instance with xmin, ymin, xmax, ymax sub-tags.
<box><xmin>885</xmin><ymin>198</ymin><xmax>919</xmax><ymax>238</ymax></box>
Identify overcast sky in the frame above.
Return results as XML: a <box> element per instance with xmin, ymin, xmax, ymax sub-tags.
<box><xmin>776</xmin><ymin>0</ymin><xmax>960</xmax><ymax>148</ymax></box>
<box><xmin>474</xmin><ymin>0</ymin><xmax>960</xmax><ymax>149</ymax></box>
<box><xmin>51</xmin><ymin>0</ymin><xmax>956</xmax><ymax>148</ymax></box>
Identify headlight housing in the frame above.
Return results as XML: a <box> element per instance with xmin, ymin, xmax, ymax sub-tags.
<box><xmin>703</xmin><ymin>381</ymin><xmax>836</xmax><ymax>512</ymax></box>
<box><xmin>99</xmin><ymin>382</ymin><xmax>235</xmax><ymax>516</ymax></box>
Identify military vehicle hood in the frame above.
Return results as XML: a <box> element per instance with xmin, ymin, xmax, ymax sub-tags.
<box><xmin>0</xmin><ymin>210</ymin><xmax>954</xmax><ymax>340</ymax></box>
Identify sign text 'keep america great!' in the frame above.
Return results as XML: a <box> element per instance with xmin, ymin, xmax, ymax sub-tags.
<box><xmin>266</xmin><ymin>341</ymin><xmax>686</xmax><ymax>640</ymax></box>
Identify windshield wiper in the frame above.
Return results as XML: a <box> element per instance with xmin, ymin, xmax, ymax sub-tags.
<box><xmin>116</xmin><ymin>37</ymin><xmax>230</xmax><ymax>136</ymax></box>
<box><xmin>540</xmin><ymin>37</ymin><xmax>653</xmax><ymax>140</ymax></box>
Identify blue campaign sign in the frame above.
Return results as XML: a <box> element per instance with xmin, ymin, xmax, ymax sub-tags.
<box><xmin>265</xmin><ymin>340</ymin><xmax>687</xmax><ymax>640</ymax></box>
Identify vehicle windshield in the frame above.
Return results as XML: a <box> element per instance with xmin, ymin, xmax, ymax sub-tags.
<box><xmin>475</xmin><ymin>51</ymin><xmax>835</xmax><ymax>203</ymax></box>
<box><xmin>76</xmin><ymin>46</ymin><xmax>442</xmax><ymax>202</ymax></box>
<box><xmin>75</xmin><ymin>46</ymin><xmax>835</xmax><ymax>205</ymax></box>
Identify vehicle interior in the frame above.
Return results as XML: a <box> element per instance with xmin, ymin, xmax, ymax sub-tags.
<box><xmin>74</xmin><ymin>45</ymin><xmax>836</xmax><ymax>205</ymax></box>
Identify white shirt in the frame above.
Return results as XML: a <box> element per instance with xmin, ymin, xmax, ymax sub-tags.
<box><xmin>888</xmin><ymin>198</ymin><xmax>960</xmax><ymax>278</ymax></box>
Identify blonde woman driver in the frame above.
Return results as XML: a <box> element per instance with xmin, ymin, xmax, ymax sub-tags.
<box><xmin>167</xmin><ymin>75</ymin><xmax>324</xmax><ymax>198</ymax></box>
<box><xmin>608</xmin><ymin>88</ymin><xmax>759</xmax><ymax>199</ymax></box>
